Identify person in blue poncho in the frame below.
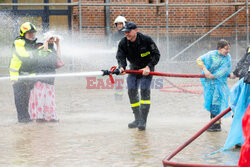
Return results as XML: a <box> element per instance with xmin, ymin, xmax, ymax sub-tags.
<box><xmin>196</xmin><ymin>39</ymin><xmax>232</xmax><ymax>132</ymax></box>
<box><xmin>221</xmin><ymin>46</ymin><xmax>250</xmax><ymax>150</ymax></box>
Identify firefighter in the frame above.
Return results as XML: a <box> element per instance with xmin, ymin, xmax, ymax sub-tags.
<box><xmin>116</xmin><ymin>22</ymin><xmax>160</xmax><ymax>130</ymax></box>
<box><xmin>112</xmin><ymin>16</ymin><xmax>127</xmax><ymax>44</ymax></box>
<box><xmin>9</xmin><ymin>22</ymin><xmax>38</xmax><ymax>123</ymax></box>
<box><xmin>111</xmin><ymin>16</ymin><xmax>127</xmax><ymax>101</ymax></box>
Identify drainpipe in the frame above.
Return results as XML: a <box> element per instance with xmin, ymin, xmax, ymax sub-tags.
<box><xmin>247</xmin><ymin>0</ymin><xmax>249</xmax><ymax>46</ymax></box>
<box><xmin>165</xmin><ymin>0</ymin><xmax>169</xmax><ymax>60</ymax></box>
<box><xmin>105</xmin><ymin>0</ymin><xmax>110</xmax><ymax>36</ymax></box>
<box><xmin>156</xmin><ymin>0</ymin><xmax>159</xmax><ymax>45</ymax></box>
<box><xmin>235</xmin><ymin>0</ymin><xmax>238</xmax><ymax>62</ymax></box>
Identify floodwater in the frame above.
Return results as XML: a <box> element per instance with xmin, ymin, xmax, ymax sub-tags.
<box><xmin>0</xmin><ymin>75</ymin><xmax>240</xmax><ymax>167</ymax></box>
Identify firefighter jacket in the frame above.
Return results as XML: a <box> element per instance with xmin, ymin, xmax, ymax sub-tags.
<box><xmin>32</xmin><ymin>44</ymin><xmax>57</xmax><ymax>85</ymax></box>
<box><xmin>110</xmin><ymin>30</ymin><xmax>125</xmax><ymax>53</ymax></box>
<box><xmin>116</xmin><ymin>32</ymin><xmax>160</xmax><ymax>70</ymax></box>
<box><xmin>233</xmin><ymin>46</ymin><xmax>250</xmax><ymax>84</ymax></box>
<box><xmin>9</xmin><ymin>36</ymin><xmax>37</xmax><ymax>81</ymax></box>
<box><xmin>111</xmin><ymin>30</ymin><xmax>124</xmax><ymax>45</ymax></box>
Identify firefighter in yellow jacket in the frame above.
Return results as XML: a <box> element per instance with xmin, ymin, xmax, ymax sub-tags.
<box><xmin>9</xmin><ymin>22</ymin><xmax>38</xmax><ymax>123</ymax></box>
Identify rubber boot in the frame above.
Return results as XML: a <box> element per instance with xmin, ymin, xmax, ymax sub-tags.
<box><xmin>138</xmin><ymin>105</ymin><xmax>149</xmax><ymax>131</ymax></box>
<box><xmin>207</xmin><ymin>113</ymin><xmax>221</xmax><ymax>132</ymax></box>
<box><xmin>128</xmin><ymin>107</ymin><xmax>140</xmax><ymax>128</ymax></box>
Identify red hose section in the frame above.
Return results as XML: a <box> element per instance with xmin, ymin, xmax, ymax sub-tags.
<box><xmin>162</xmin><ymin>83</ymin><xmax>202</xmax><ymax>88</ymax></box>
<box><xmin>124</xmin><ymin>70</ymin><xmax>204</xmax><ymax>94</ymax></box>
<box><xmin>162</xmin><ymin>107</ymin><xmax>236</xmax><ymax>167</ymax></box>
<box><xmin>124</xmin><ymin>70</ymin><xmax>205</xmax><ymax>78</ymax></box>
<box><xmin>161</xmin><ymin>78</ymin><xmax>203</xmax><ymax>94</ymax></box>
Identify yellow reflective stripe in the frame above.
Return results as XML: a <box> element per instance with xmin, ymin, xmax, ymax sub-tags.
<box><xmin>38</xmin><ymin>49</ymin><xmax>53</xmax><ymax>56</ymax></box>
<box><xmin>9</xmin><ymin>54</ymin><xmax>22</xmax><ymax>71</ymax></box>
<box><xmin>141</xmin><ymin>51</ymin><xmax>150</xmax><ymax>57</ymax></box>
<box><xmin>9</xmin><ymin>71</ymin><xmax>19</xmax><ymax>81</ymax></box>
<box><xmin>248</xmin><ymin>47</ymin><xmax>250</xmax><ymax>53</ymax></box>
<box><xmin>9</xmin><ymin>54</ymin><xmax>21</xmax><ymax>81</ymax></box>
<box><xmin>131</xmin><ymin>102</ymin><xmax>140</xmax><ymax>107</ymax></box>
<box><xmin>39</xmin><ymin>48</ymin><xmax>53</xmax><ymax>53</ymax></box>
<box><xmin>14</xmin><ymin>39</ymin><xmax>30</xmax><ymax>58</ymax></box>
<box><xmin>140</xmin><ymin>100</ymin><xmax>151</xmax><ymax>104</ymax></box>
<box><xmin>29</xmin><ymin>73</ymin><xmax>36</xmax><ymax>76</ymax></box>
<box><xmin>9</xmin><ymin>68</ymin><xmax>19</xmax><ymax>72</ymax></box>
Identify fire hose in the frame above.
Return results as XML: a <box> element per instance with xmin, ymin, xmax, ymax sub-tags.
<box><xmin>103</xmin><ymin>67</ymin><xmax>237</xmax><ymax>167</ymax></box>
<box><xmin>162</xmin><ymin>107</ymin><xmax>236</xmax><ymax>167</ymax></box>
<box><xmin>103</xmin><ymin>66</ymin><xmax>204</xmax><ymax>94</ymax></box>
<box><xmin>102</xmin><ymin>66</ymin><xmax>205</xmax><ymax>84</ymax></box>
<box><xmin>161</xmin><ymin>78</ymin><xmax>203</xmax><ymax>94</ymax></box>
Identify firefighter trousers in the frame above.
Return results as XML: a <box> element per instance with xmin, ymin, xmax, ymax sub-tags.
<box><xmin>12</xmin><ymin>81</ymin><xmax>32</xmax><ymax>122</ymax></box>
<box><xmin>127</xmin><ymin>74</ymin><xmax>152</xmax><ymax>116</ymax></box>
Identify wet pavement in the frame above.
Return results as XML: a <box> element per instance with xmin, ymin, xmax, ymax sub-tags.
<box><xmin>0</xmin><ymin>77</ymin><xmax>240</xmax><ymax>167</ymax></box>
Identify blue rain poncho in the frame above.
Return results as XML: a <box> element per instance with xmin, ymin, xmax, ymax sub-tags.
<box><xmin>199</xmin><ymin>50</ymin><xmax>232</xmax><ymax>115</ymax></box>
<box><xmin>222</xmin><ymin>79</ymin><xmax>250</xmax><ymax>150</ymax></box>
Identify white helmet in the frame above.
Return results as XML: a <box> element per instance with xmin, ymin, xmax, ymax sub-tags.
<box><xmin>114</xmin><ymin>16</ymin><xmax>127</xmax><ymax>27</ymax></box>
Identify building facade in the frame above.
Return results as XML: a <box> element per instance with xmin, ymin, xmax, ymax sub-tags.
<box><xmin>72</xmin><ymin>0</ymin><xmax>249</xmax><ymax>38</ymax></box>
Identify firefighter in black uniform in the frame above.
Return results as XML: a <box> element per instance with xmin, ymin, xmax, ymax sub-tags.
<box><xmin>116</xmin><ymin>22</ymin><xmax>160</xmax><ymax>130</ymax></box>
<box><xmin>9</xmin><ymin>22</ymin><xmax>38</xmax><ymax>123</ymax></box>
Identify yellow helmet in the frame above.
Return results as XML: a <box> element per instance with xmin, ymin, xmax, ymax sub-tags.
<box><xmin>20</xmin><ymin>22</ymin><xmax>37</xmax><ymax>37</ymax></box>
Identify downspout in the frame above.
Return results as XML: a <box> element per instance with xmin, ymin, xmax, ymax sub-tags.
<box><xmin>247</xmin><ymin>0</ymin><xmax>249</xmax><ymax>46</ymax></box>
<box><xmin>165</xmin><ymin>0</ymin><xmax>169</xmax><ymax>60</ymax></box>
<box><xmin>79</xmin><ymin>0</ymin><xmax>82</xmax><ymax>38</ymax></box>
<box><xmin>105</xmin><ymin>0</ymin><xmax>110</xmax><ymax>36</ymax></box>
<box><xmin>156</xmin><ymin>0</ymin><xmax>159</xmax><ymax>45</ymax></box>
<box><xmin>235</xmin><ymin>0</ymin><xmax>238</xmax><ymax>62</ymax></box>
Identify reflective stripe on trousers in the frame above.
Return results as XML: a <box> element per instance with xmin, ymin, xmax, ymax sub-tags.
<box><xmin>127</xmin><ymin>73</ymin><xmax>152</xmax><ymax>108</ymax></box>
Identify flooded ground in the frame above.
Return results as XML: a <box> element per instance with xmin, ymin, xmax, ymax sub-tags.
<box><xmin>0</xmin><ymin>75</ymin><xmax>240</xmax><ymax>167</ymax></box>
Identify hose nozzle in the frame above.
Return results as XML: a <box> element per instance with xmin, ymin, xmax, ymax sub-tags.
<box><xmin>101</xmin><ymin>70</ymin><xmax>111</xmax><ymax>76</ymax></box>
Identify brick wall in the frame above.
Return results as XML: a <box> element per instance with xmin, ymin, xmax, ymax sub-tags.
<box><xmin>72</xmin><ymin>0</ymin><xmax>248</xmax><ymax>38</ymax></box>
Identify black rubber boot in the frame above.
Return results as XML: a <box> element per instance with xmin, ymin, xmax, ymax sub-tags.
<box><xmin>207</xmin><ymin>113</ymin><xmax>221</xmax><ymax>132</ymax></box>
<box><xmin>207</xmin><ymin>123</ymin><xmax>221</xmax><ymax>132</ymax></box>
<box><xmin>138</xmin><ymin>105</ymin><xmax>149</xmax><ymax>131</ymax></box>
<box><xmin>128</xmin><ymin>107</ymin><xmax>140</xmax><ymax>128</ymax></box>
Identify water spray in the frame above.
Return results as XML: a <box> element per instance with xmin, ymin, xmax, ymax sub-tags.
<box><xmin>0</xmin><ymin>71</ymin><xmax>104</xmax><ymax>81</ymax></box>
